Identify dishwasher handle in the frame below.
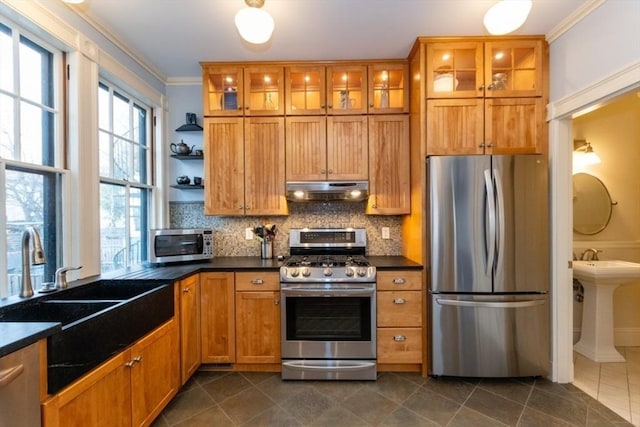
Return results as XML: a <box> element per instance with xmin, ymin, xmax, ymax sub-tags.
<box><xmin>0</xmin><ymin>364</ymin><xmax>24</xmax><ymax>389</ymax></box>
<box><xmin>435</xmin><ymin>298</ymin><xmax>545</xmax><ymax>309</ymax></box>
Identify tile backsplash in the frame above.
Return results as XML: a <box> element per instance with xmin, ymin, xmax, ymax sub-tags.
<box><xmin>169</xmin><ymin>202</ymin><xmax>403</xmax><ymax>258</ymax></box>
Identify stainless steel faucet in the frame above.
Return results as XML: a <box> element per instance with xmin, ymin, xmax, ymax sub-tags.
<box><xmin>20</xmin><ymin>227</ymin><xmax>46</xmax><ymax>298</ymax></box>
<box><xmin>580</xmin><ymin>248</ymin><xmax>602</xmax><ymax>261</ymax></box>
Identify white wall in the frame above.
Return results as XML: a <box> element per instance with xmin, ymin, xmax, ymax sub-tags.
<box><xmin>549</xmin><ymin>0</ymin><xmax>640</xmax><ymax>102</ymax></box>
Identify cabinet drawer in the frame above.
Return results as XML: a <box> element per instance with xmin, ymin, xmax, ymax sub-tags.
<box><xmin>377</xmin><ymin>291</ymin><xmax>422</xmax><ymax>327</ymax></box>
<box><xmin>377</xmin><ymin>328</ymin><xmax>422</xmax><ymax>364</ymax></box>
<box><xmin>376</xmin><ymin>270</ymin><xmax>422</xmax><ymax>291</ymax></box>
<box><xmin>235</xmin><ymin>272</ymin><xmax>279</xmax><ymax>291</ymax></box>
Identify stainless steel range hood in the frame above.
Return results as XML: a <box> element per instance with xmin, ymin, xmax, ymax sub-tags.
<box><xmin>286</xmin><ymin>181</ymin><xmax>369</xmax><ymax>202</ymax></box>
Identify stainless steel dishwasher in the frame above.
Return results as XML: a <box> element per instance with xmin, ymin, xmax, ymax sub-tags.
<box><xmin>0</xmin><ymin>342</ymin><xmax>41</xmax><ymax>427</ymax></box>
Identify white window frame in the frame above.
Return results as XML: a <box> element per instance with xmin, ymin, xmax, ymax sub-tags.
<box><xmin>0</xmin><ymin>18</ymin><xmax>66</xmax><ymax>298</ymax></box>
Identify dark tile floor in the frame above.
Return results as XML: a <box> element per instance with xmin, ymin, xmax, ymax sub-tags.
<box><xmin>151</xmin><ymin>370</ymin><xmax>633</xmax><ymax>426</ymax></box>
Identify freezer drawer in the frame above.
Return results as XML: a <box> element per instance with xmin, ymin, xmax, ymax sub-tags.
<box><xmin>431</xmin><ymin>294</ymin><xmax>548</xmax><ymax>377</ymax></box>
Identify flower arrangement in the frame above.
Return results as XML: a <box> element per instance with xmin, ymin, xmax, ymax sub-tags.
<box><xmin>253</xmin><ymin>224</ymin><xmax>277</xmax><ymax>242</ymax></box>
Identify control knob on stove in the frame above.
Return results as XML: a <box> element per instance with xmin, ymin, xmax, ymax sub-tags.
<box><xmin>323</xmin><ymin>267</ymin><xmax>333</xmax><ymax>277</ymax></box>
<box><xmin>301</xmin><ymin>267</ymin><xmax>311</xmax><ymax>277</ymax></box>
<box><xmin>289</xmin><ymin>268</ymin><xmax>299</xmax><ymax>278</ymax></box>
<box><xmin>346</xmin><ymin>268</ymin><xmax>355</xmax><ymax>277</ymax></box>
<box><xmin>356</xmin><ymin>268</ymin><xmax>367</xmax><ymax>277</ymax></box>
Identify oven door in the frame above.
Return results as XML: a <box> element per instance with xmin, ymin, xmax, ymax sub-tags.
<box><xmin>280</xmin><ymin>284</ymin><xmax>376</xmax><ymax>360</ymax></box>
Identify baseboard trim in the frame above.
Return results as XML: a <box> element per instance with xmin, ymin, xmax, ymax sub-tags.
<box><xmin>573</xmin><ymin>327</ymin><xmax>640</xmax><ymax>348</ymax></box>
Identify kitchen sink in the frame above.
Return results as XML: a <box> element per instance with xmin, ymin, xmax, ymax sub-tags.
<box><xmin>0</xmin><ymin>300</ymin><xmax>120</xmax><ymax>326</ymax></box>
<box><xmin>0</xmin><ymin>280</ymin><xmax>174</xmax><ymax>393</ymax></box>
<box><xmin>51</xmin><ymin>280</ymin><xmax>169</xmax><ymax>301</ymax></box>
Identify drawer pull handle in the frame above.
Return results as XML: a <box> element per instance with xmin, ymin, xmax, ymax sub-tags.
<box><xmin>125</xmin><ymin>361</ymin><xmax>135</xmax><ymax>368</ymax></box>
<box><xmin>393</xmin><ymin>335</ymin><xmax>407</xmax><ymax>342</ymax></box>
<box><xmin>0</xmin><ymin>364</ymin><xmax>24</xmax><ymax>388</ymax></box>
<box><xmin>392</xmin><ymin>278</ymin><xmax>406</xmax><ymax>285</ymax></box>
<box><xmin>393</xmin><ymin>298</ymin><xmax>406</xmax><ymax>304</ymax></box>
<box><xmin>251</xmin><ymin>279</ymin><xmax>264</xmax><ymax>285</ymax></box>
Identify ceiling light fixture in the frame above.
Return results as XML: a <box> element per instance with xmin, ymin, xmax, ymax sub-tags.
<box><xmin>235</xmin><ymin>0</ymin><xmax>274</xmax><ymax>45</ymax></box>
<box><xmin>483</xmin><ymin>0</ymin><xmax>533</xmax><ymax>35</ymax></box>
<box><xmin>62</xmin><ymin>0</ymin><xmax>85</xmax><ymax>3</ymax></box>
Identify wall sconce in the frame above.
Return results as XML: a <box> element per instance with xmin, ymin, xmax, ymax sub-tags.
<box><xmin>483</xmin><ymin>0</ymin><xmax>533</xmax><ymax>35</ymax></box>
<box><xmin>235</xmin><ymin>0</ymin><xmax>275</xmax><ymax>45</ymax></box>
<box><xmin>573</xmin><ymin>139</ymin><xmax>601</xmax><ymax>171</ymax></box>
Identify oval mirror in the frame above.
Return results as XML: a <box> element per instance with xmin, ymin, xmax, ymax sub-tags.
<box><xmin>573</xmin><ymin>173</ymin><xmax>614</xmax><ymax>235</ymax></box>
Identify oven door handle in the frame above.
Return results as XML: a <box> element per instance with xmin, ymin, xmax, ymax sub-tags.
<box><xmin>281</xmin><ymin>287</ymin><xmax>374</xmax><ymax>297</ymax></box>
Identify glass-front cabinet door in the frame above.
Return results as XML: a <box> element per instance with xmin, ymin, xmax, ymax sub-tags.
<box><xmin>484</xmin><ymin>40</ymin><xmax>543</xmax><ymax>98</ymax></box>
<box><xmin>202</xmin><ymin>66</ymin><xmax>244</xmax><ymax>116</ymax></box>
<box><xmin>326</xmin><ymin>64</ymin><xmax>367</xmax><ymax>114</ymax></box>
<box><xmin>285</xmin><ymin>66</ymin><xmax>326</xmax><ymax>115</ymax></box>
<box><xmin>243</xmin><ymin>66</ymin><xmax>284</xmax><ymax>115</ymax></box>
<box><xmin>426</xmin><ymin>42</ymin><xmax>483</xmax><ymax>99</ymax></box>
<box><xmin>368</xmin><ymin>63</ymin><xmax>408</xmax><ymax>113</ymax></box>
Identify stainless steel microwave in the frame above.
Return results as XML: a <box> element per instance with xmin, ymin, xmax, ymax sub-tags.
<box><xmin>149</xmin><ymin>228</ymin><xmax>214</xmax><ymax>264</ymax></box>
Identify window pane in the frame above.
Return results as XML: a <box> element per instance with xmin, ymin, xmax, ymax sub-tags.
<box><xmin>129</xmin><ymin>187</ymin><xmax>147</xmax><ymax>266</ymax></box>
<box><xmin>6</xmin><ymin>168</ymin><xmax>59</xmax><ymax>295</ymax></box>
<box><xmin>113</xmin><ymin>137</ymin><xmax>130</xmax><ymax>180</ymax></box>
<box><xmin>20</xmin><ymin>101</ymin><xmax>54</xmax><ymax>166</ymax></box>
<box><xmin>113</xmin><ymin>92</ymin><xmax>130</xmax><ymax>139</ymax></box>
<box><xmin>0</xmin><ymin>93</ymin><xmax>15</xmax><ymax>159</ymax></box>
<box><xmin>19</xmin><ymin>36</ymin><xmax>53</xmax><ymax>107</ymax></box>
<box><xmin>133</xmin><ymin>104</ymin><xmax>145</xmax><ymax>144</ymax></box>
<box><xmin>99</xmin><ymin>131</ymin><xmax>111</xmax><ymax>176</ymax></box>
<box><xmin>98</xmin><ymin>84</ymin><xmax>109</xmax><ymax>130</ymax></box>
<box><xmin>0</xmin><ymin>24</ymin><xmax>13</xmax><ymax>92</ymax></box>
<box><xmin>100</xmin><ymin>183</ymin><xmax>126</xmax><ymax>273</ymax></box>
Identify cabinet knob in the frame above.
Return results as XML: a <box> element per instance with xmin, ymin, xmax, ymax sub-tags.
<box><xmin>321</xmin><ymin>104</ymin><xmax>326</xmax><ymax>108</ymax></box>
<box><xmin>245</xmin><ymin>106</ymin><xmax>250</xmax><ymax>110</ymax></box>
<box><xmin>328</xmin><ymin>104</ymin><xmax>333</xmax><ymax>109</ymax></box>
<box><xmin>478</xmin><ymin>84</ymin><xmax>485</xmax><ymax>91</ymax></box>
<box><xmin>125</xmin><ymin>361</ymin><xmax>135</xmax><ymax>368</ymax></box>
<box><xmin>486</xmin><ymin>143</ymin><xmax>493</xmax><ymax>148</ymax></box>
<box><xmin>327</xmin><ymin>169</ymin><xmax>333</xmax><ymax>174</ymax></box>
<box><xmin>392</xmin><ymin>278</ymin><xmax>406</xmax><ymax>285</ymax></box>
<box><xmin>245</xmin><ymin>205</ymin><xmax>250</xmax><ymax>210</ymax></box>
<box><xmin>132</xmin><ymin>356</ymin><xmax>142</xmax><ymax>363</ymax></box>
<box><xmin>251</xmin><ymin>279</ymin><xmax>264</xmax><ymax>285</ymax></box>
<box><xmin>182</xmin><ymin>288</ymin><xmax>190</xmax><ymax>293</ymax></box>
<box><xmin>393</xmin><ymin>335</ymin><xmax>407</xmax><ymax>342</ymax></box>
<box><xmin>393</xmin><ymin>298</ymin><xmax>406</xmax><ymax>304</ymax></box>
<box><xmin>369</xmin><ymin>103</ymin><xmax>374</xmax><ymax>107</ymax></box>
<box><xmin>238</xmin><ymin>205</ymin><xmax>244</xmax><ymax>210</ymax></box>
<box><xmin>238</xmin><ymin>106</ymin><xmax>243</xmax><ymax>110</ymax></box>
<box><xmin>479</xmin><ymin>143</ymin><xmax>485</xmax><ymax>148</ymax></box>
<box><xmin>321</xmin><ymin>169</ymin><xmax>326</xmax><ymax>174</ymax></box>
<box><xmin>487</xmin><ymin>83</ymin><xmax>496</xmax><ymax>90</ymax></box>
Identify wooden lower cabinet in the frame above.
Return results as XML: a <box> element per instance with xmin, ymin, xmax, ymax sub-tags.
<box><xmin>179</xmin><ymin>274</ymin><xmax>201</xmax><ymax>384</ymax></box>
<box><xmin>42</xmin><ymin>319</ymin><xmax>179</xmax><ymax>427</ymax></box>
<box><xmin>376</xmin><ymin>270</ymin><xmax>423</xmax><ymax>368</ymax></box>
<box><xmin>235</xmin><ymin>272</ymin><xmax>281</xmax><ymax>365</ymax></box>
<box><xmin>200</xmin><ymin>272</ymin><xmax>236</xmax><ymax>363</ymax></box>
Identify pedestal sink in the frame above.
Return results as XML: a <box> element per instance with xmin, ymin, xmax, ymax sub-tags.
<box><xmin>573</xmin><ymin>260</ymin><xmax>640</xmax><ymax>362</ymax></box>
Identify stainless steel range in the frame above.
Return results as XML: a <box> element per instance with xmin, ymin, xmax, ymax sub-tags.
<box><xmin>280</xmin><ymin>228</ymin><xmax>377</xmax><ymax>380</ymax></box>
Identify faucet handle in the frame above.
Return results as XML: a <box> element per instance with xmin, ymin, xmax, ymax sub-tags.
<box><xmin>592</xmin><ymin>249</ymin><xmax>603</xmax><ymax>261</ymax></box>
<box><xmin>55</xmin><ymin>266</ymin><xmax>83</xmax><ymax>290</ymax></box>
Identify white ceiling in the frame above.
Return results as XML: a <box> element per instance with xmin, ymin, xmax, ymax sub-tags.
<box><xmin>67</xmin><ymin>0</ymin><xmax>586</xmax><ymax>80</ymax></box>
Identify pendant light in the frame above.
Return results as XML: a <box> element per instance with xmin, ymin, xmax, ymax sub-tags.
<box><xmin>483</xmin><ymin>0</ymin><xmax>533</xmax><ymax>35</ymax></box>
<box><xmin>235</xmin><ymin>0</ymin><xmax>275</xmax><ymax>45</ymax></box>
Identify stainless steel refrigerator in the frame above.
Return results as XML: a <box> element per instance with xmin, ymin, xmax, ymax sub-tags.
<box><xmin>428</xmin><ymin>155</ymin><xmax>549</xmax><ymax>378</ymax></box>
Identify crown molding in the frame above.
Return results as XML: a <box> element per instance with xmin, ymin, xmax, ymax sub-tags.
<box><xmin>546</xmin><ymin>0</ymin><xmax>607</xmax><ymax>43</ymax></box>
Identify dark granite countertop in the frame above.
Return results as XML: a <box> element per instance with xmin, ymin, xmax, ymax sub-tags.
<box><xmin>0</xmin><ymin>256</ymin><xmax>421</xmax><ymax>357</ymax></box>
<box><xmin>0</xmin><ymin>322</ymin><xmax>60</xmax><ymax>357</ymax></box>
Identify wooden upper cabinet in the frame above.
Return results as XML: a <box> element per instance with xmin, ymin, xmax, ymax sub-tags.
<box><xmin>202</xmin><ymin>65</ymin><xmax>284</xmax><ymax>116</ymax></box>
<box><xmin>244</xmin><ymin>117</ymin><xmax>288</xmax><ymax>215</ymax></box>
<box><xmin>426</xmin><ymin>41</ymin><xmax>483</xmax><ymax>99</ymax></box>
<box><xmin>326</xmin><ymin>115</ymin><xmax>368</xmax><ymax>180</ymax></box>
<box><xmin>368</xmin><ymin>63</ymin><xmax>409</xmax><ymax>113</ymax></box>
<box><xmin>484</xmin><ymin>40</ymin><xmax>544</xmax><ymax>98</ymax></box>
<box><xmin>203</xmin><ymin>117</ymin><xmax>245</xmax><ymax>215</ymax></box>
<box><xmin>285</xmin><ymin>65</ymin><xmax>327</xmax><ymax>115</ymax></box>
<box><xmin>244</xmin><ymin>66</ymin><xmax>284</xmax><ymax>115</ymax></box>
<box><xmin>202</xmin><ymin>65</ymin><xmax>244</xmax><ymax>116</ymax></box>
<box><xmin>367</xmin><ymin>115</ymin><xmax>410</xmax><ymax>214</ymax></box>
<box><xmin>326</xmin><ymin>64</ymin><xmax>368</xmax><ymax>115</ymax></box>
<box><xmin>285</xmin><ymin>116</ymin><xmax>327</xmax><ymax>181</ymax></box>
<box><xmin>426</xmin><ymin>99</ymin><xmax>484</xmax><ymax>155</ymax></box>
<box><xmin>485</xmin><ymin>98</ymin><xmax>545</xmax><ymax>154</ymax></box>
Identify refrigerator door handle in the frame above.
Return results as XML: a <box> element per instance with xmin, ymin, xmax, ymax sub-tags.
<box><xmin>493</xmin><ymin>168</ymin><xmax>505</xmax><ymax>273</ymax></box>
<box><xmin>435</xmin><ymin>298</ymin><xmax>546</xmax><ymax>309</ymax></box>
<box><xmin>484</xmin><ymin>169</ymin><xmax>496</xmax><ymax>274</ymax></box>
